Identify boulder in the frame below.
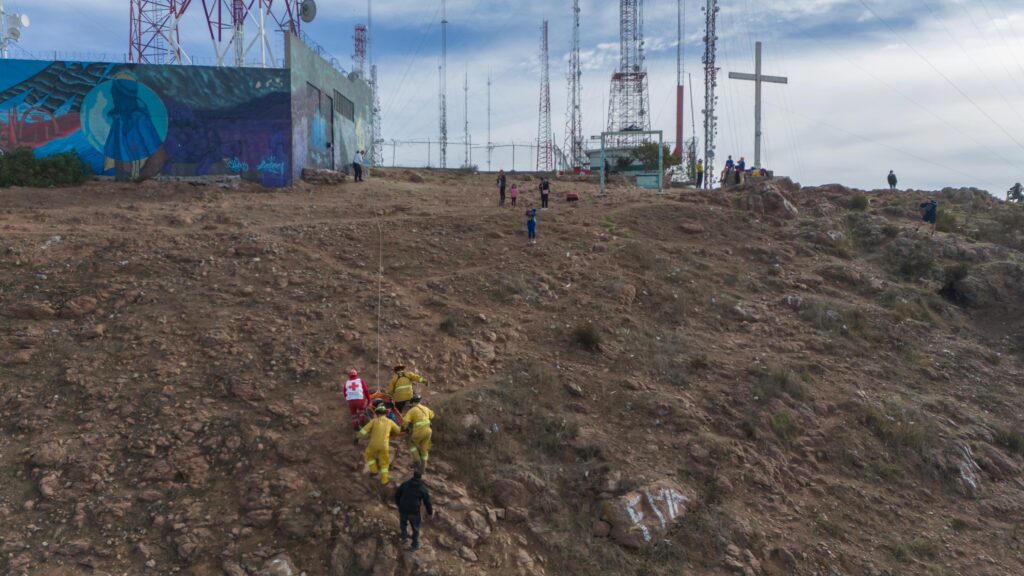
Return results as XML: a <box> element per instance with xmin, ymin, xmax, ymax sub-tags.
<box><xmin>302</xmin><ymin>168</ymin><xmax>349</xmax><ymax>185</ymax></box>
<box><xmin>60</xmin><ymin>296</ymin><xmax>98</xmax><ymax>319</ymax></box>
<box><xmin>257</xmin><ymin>554</ymin><xmax>299</xmax><ymax>576</ymax></box>
<box><xmin>491</xmin><ymin>479</ymin><xmax>529</xmax><ymax>508</ymax></box>
<box><xmin>741</xmin><ymin>184</ymin><xmax>799</xmax><ymax>220</ymax></box>
<box><xmin>6</xmin><ymin>301</ymin><xmax>57</xmax><ymax>320</ymax></box>
<box><xmin>468</xmin><ymin>340</ymin><xmax>496</xmax><ymax>363</ymax></box>
<box><xmin>600</xmin><ymin>480</ymin><xmax>693</xmax><ymax>548</ymax></box>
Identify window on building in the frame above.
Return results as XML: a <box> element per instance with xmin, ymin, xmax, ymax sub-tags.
<box><xmin>336</xmin><ymin>90</ymin><xmax>355</xmax><ymax>121</ymax></box>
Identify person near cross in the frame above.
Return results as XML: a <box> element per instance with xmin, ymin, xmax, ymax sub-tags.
<box><xmin>343</xmin><ymin>369</ymin><xmax>372</xmax><ymax>436</ymax></box>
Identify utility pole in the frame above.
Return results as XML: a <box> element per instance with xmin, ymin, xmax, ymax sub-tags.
<box><xmin>728</xmin><ymin>41</ymin><xmax>788</xmax><ymax>169</ymax></box>
<box><xmin>701</xmin><ymin>0</ymin><xmax>719</xmax><ymax>188</ymax></box>
<box><xmin>487</xmin><ymin>74</ymin><xmax>493</xmax><ymax>171</ymax></box>
<box><xmin>537</xmin><ymin>20</ymin><xmax>553</xmax><ymax>172</ymax></box>
<box><xmin>439</xmin><ymin>0</ymin><xmax>448</xmax><ymax>169</ymax></box>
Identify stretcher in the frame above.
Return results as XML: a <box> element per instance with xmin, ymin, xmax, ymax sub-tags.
<box><xmin>367</xmin><ymin>391</ymin><xmax>405</xmax><ymax>428</ymax></box>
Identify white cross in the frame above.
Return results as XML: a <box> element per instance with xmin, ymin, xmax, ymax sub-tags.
<box><xmin>728</xmin><ymin>41</ymin><xmax>788</xmax><ymax>169</ymax></box>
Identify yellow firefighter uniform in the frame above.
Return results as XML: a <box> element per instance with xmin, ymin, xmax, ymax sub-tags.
<box><xmin>403</xmin><ymin>404</ymin><xmax>435</xmax><ymax>471</ymax></box>
<box><xmin>358</xmin><ymin>414</ymin><xmax>402</xmax><ymax>484</ymax></box>
<box><xmin>387</xmin><ymin>370</ymin><xmax>426</xmax><ymax>404</ymax></box>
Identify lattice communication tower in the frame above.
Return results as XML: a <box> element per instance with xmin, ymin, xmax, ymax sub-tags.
<box><xmin>606</xmin><ymin>0</ymin><xmax>651</xmax><ymax>148</ymax></box>
<box><xmin>537</xmin><ymin>20</ymin><xmax>553</xmax><ymax>172</ymax></box>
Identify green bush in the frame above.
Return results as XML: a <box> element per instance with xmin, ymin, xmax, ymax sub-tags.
<box><xmin>751</xmin><ymin>364</ymin><xmax>807</xmax><ymax>401</ymax></box>
<box><xmin>0</xmin><ymin>147</ymin><xmax>92</xmax><ymax>187</ymax></box>
<box><xmin>935</xmin><ymin>208</ymin><xmax>958</xmax><ymax>233</ymax></box>
<box><xmin>850</xmin><ymin>195</ymin><xmax>869</xmax><ymax>211</ymax></box>
<box><xmin>771</xmin><ymin>410</ymin><xmax>797</xmax><ymax>444</ymax></box>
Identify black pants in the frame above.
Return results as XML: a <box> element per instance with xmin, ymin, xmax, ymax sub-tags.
<box><xmin>395</xmin><ymin>400</ymin><xmax>408</xmax><ymax>413</ymax></box>
<box><xmin>400</xmin><ymin>513</ymin><xmax>422</xmax><ymax>545</ymax></box>
<box><xmin>696</xmin><ymin>172</ymin><xmax>704</xmax><ymax>188</ymax></box>
<box><xmin>499</xmin><ymin>189</ymin><xmax>506</xmax><ymax>206</ymax></box>
<box><xmin>511</xmin><ymin>197</ymin><xmax>517</xmax><ymax>207</ymax></box>
<box><xmin>353</xmin><ymin>163</ymin><xmax>363</xmax><ymax>182</ymax></box>
<box><xmin>541</xmin><ymin>194</ymin><xmax>549</xmax><ymax>208</ymax></box>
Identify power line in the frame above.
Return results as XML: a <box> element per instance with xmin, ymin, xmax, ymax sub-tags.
<box><xmin>856</xmin><ymin>0</ymin><xmax>1024</xmax><ymax>154</ymax></box>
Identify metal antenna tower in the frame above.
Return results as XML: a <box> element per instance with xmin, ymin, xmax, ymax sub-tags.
<box><xmin>464</xmin><ymin>67</ymin><xmax>471</xmax><ymax>168</ymax></box>
<box><xmin>565</xmin><ymin>0</ymin><xmax>584</xmax><ymax>171</ymax></box>
<box><xmin>354</xmin><ymin>24</ymin><xmax>367</xmax><ymax>77</ymax></box>
<box><xmin>701</xmin><ymin>0</ymin><xmax>719</xmax><ymax>188</ymax></box>
<box><xmin>487</xmin><ymin>74</ymin><xmax>493</xmax><ymax>171</ymax></box>
<box><xmin>129</xmin><ymin>0</ymin><xmax>188</xmax><ymax>64</ymax></box>
<box><xmin>537</xmin><ymin>20</ymin><xmax>553</xmax><ymax>172</ymax></box>
<box><xmin>130</xmin><ymin>1</ymin><xmax>298</xmax><ymax>67</ymax></box>
<box><xmin>439</xmin><ymin>0</ymin><xmax>448</xmax><ymax>169</ymax></box>
<box><xmin>367</xmin><ymin>0</ymin><xmax>383</xmax><ymax>166</ymax></box>
<box><xmin>371</xmin><ymin>64</ymin><xmax>383</xmax><ymax>165</ymax></box>
<box><xmin>606</xmin><ymin>0</ymin><xmax>651</xmax><ymax>148</ymax></box>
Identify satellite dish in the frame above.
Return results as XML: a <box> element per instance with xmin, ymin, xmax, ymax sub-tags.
<box><xmin>8</xmin><ymin>27</ymin><xmax>20</xmax><ymax>41</ymax></box>
<box><xmin>299</xmin><ymin>0</ymin><xmax>317</xmax><ymax>23</ymax></box>
<box><xmin>19</xmin><ymin>14</ymin><xmax>29</xmax><ymax>28</ymax></box>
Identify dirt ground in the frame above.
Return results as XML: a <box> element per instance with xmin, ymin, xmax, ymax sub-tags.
<box><xmin>1</xmin><ymin>170</ymin><xmax>1023</xmax><ymax>576</ymax></box>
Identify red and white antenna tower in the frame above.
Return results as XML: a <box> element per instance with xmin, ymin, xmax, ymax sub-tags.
<box><xmin>672</xmin><ymin>0</ymin><xmax>684</xmax><ymax>161</ymax></box>
<box><xmin>129</xmin><ymin>0</ymin><xmax>300</xmax><ymax>67</ymax></box>
<box><xmin>606</xmin><ymin>0</ymin><xmax>651</xmax><ymax>148</ymax></box>
<box><xmin>129</xmin><ymin>0</ymin><xmax>189</xmax><ymax>64</ymax></box>
<box><xmin>537</xmin><ymin>20</ymin><xmax>553</xmax><ymax>172</ymax></box>
<box><xmin>354</xmin><ymin>23</ymin><xmax>367</xmax><ymax>77</ymax></box>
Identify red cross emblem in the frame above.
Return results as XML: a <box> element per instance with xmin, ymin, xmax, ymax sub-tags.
<box><xmin>348</xmin><ymin>382</ymin><xmax>359</xmax><ymax>391</ymax></box>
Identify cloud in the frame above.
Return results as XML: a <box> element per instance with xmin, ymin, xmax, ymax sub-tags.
<box><xmin>8</xmin><ymin>0</ymin><xmax>1024</xmax><ymax>190</ymax></box>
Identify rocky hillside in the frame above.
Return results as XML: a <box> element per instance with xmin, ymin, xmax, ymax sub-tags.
<box><xmin>1</xmin><ymin>171</ymin><xmax>1022</xmax><ymax>576</ymax></box>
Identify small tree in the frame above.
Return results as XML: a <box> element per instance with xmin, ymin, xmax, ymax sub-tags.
<box><xmin>631</xmin><ymin>143</ymin><xmax>681</xmax><ymax>171</ymax></box>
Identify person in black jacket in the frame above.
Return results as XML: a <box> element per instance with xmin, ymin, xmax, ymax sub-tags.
<box><xmin>497</xmin><ymin>170</ymin><xmax>507</xmax><ymax>207</ymax></box>
<box><xmin>395</xmin><ymin>471</ymin><xmax>434</xmax><ymax>550</ymax></box>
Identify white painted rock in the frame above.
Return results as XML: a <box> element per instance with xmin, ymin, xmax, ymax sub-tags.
<box><xmin>600</xmin><ymin>480</ymin><xmax>693</xmax><ymax>548</ymax></box>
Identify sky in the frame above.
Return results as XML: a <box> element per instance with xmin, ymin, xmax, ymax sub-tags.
<box><xmin>11</xmin><ymin>0</ymin><xmax>1024</xmax><ymax>192</ymax></box>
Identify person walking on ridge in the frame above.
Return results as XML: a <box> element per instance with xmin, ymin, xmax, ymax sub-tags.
<box><xmin>388</xmin><ymin>364</ymin><xmax>427</xmax><ymax>413</ymax></box>
<box><xmin>539</xmin><ymin>178</ymin><xmax>551</xmax><ymax>209</ymax></box>
<box><xmin>918</xmin><ymin>197</ymin><xmax>938</xmax><ymax>235</ymax></box>
<box><xmin>395</xmin><ymin>471</ymin><xmax>433</xmax><ymax>550</ymax></box>
<box><xmin>497</xmin><ymin>170</ymin><xmax>507</xmax><ymax>206</ymax></box>
<box><xmin>358</xmin><ymin>404</ymin><xmax>402</xmax><ymax>484</ymax></box>
<box><xmin>343</xmin><ymin>368</ymin><xmax>371</xmax><ymax>437</ymax></box>
<box><xmin>696</xmin><ymin>158</ymin><xmax>704</xmax><ymax>189</ymax></box>
<box><xmin>887</xmin><ymin>170</ymin><xmax>898</xmax><ymax>190</ymax></box>
<box><xmin>525</xmin><ymin>206</ymin><xmax>538</xmax><ymax>243</ymax></box>
<box><xmin>403</xmin><ymin>395</ymin><xmax>435</xmax><ymax>473</ymax></box>
<box><xmin>353</xmin><ymin>150</ymin><xmax>365</xmax><ymax>182</ymax></box>
<box><xmin>509</xmin><ymin>183</ymin><xmax>519</xmax><ymax>207</ymax></box>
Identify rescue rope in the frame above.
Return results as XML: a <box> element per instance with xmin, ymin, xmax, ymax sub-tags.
<box><xmin>373</xmin><ymin>207</ymin><xmax>384</xmax><ymax>393</ymax></box>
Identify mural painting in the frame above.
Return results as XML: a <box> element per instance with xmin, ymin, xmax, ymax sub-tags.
<box><xmin>0</xmin><ymin>59</ymin><xmax>293</xmax><ymax>186</ymax></box>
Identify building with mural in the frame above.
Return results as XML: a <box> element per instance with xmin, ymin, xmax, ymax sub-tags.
<box><xmin>0</xmin><ymin>34</ymin><xmax>373</xmax><ymax>188</ymax></box>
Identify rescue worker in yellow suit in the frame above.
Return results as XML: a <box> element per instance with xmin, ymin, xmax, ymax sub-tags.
<box><xmin>403</xmin><ymin>395</ymin><xmax>435</xmax><ymax>473</ymax></box>
<box><xmin>388</xmin><ymin>364</ymin><xmax>427</xmax><ymax>413</ymax></box>
<box><xmin>358</xmin><ymin>404</ymin><xmax>402</xmax><ymax>484</ymax></box>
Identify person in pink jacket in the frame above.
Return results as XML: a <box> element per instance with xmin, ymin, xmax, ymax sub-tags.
<box><xmin>509</xmin><ymin>183</ymin><xmax>519</xmax><ymax>207</ymax></box>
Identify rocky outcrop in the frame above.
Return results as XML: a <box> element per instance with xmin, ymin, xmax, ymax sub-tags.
<box><xmin>599</xmin><ymin>480</ymin><xmax>693</xmax><ymax>548</ymax></box>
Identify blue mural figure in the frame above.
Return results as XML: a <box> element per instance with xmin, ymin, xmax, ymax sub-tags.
<box><xmin>105</xmin><ymin>77</ymin><xmax>164</xmax><ymax>162</ymax></box>
<box><xmin>82</xmin><ymin>72</ymin><xmax>169</xmax><ymax>180</ymax></box>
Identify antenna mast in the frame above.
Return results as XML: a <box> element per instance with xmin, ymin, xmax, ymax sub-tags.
<box><xmin>537</xmin><ymin>20</ymin><xmax>553</xmax><ymax>172</ymax></box>
<box><xmin>439</xmin><ymin>0</ymin><xmax>448</xmax><ymax>169</ymax></box>
<box><xmin>673</xmin><ymin>0</ymin><xmax>684</xmax><ymax>160</ymax></box>
<box><xmin>701</xmin><ymin>0</ymin><xmax>719</xmax><ymax>188</ymax></box>
<box><xmin>464</xmin><ymin>68</ymin><xmax>471</xmax><ymax>168</ymax></box>
<box><xmin>487</xmin><ymin>74</ymin><xmax>493</xmax><ymax>171</ymax></box>
<box><xmin>565</xmin><ymin>0</ymin><xmax>584</xmax><ymax>170</ymax></box>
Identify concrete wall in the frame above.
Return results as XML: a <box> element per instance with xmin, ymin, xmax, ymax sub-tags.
<box><xmin>0</xmin><ymin>59</ymin><xmax>293</xmax><ymax>186</ymax></box>
<box><xmin>286</xmin><ymin>34</ymin><xmax>374</xmax><ymax>177</ymax></box>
